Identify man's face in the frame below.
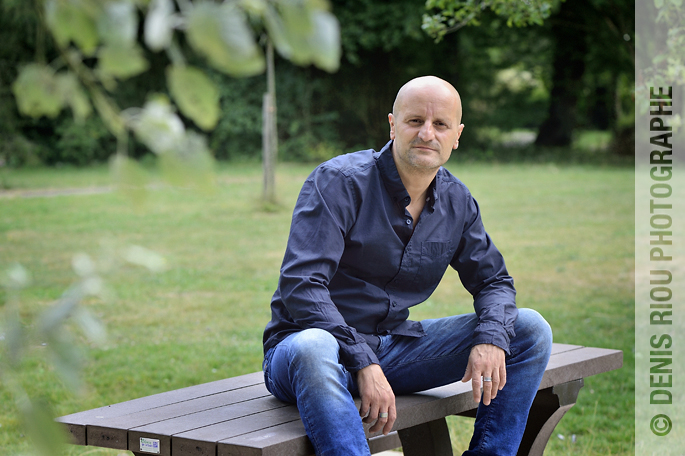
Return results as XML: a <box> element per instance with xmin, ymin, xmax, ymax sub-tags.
<box><xmin>388</xmin><ymin>82</ymin><xmax>464</xmax><ymax>173</ymax></box>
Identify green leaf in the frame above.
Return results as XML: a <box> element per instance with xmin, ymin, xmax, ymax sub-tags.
<box><xmin>55</xmin><ymin>72</ymin><xmax>92</xmax><ymax>123</ymax></box>
<box><xmin>74</xmin><ymin>307</ymin><xmax>107</xmax><ymax>346</ymax></box>
<box><xmin>1</xmin><ymin>307</ymin><xmax>26</xmax><ymax>367</ymax></box>
<box><xmin>309</xmin><ymin>10</ymin><xmax>341</xmax><ymax>72</ymax></box>
<box><xmin>263</xmin><ymin>0</ymin><xmax>340</xmax><ymax>71</ymax></box>
<box><xmin>98</xmin><ymin>44</ymin><xmax>150</xmax><ymax>79</ymax></box>
<box><xmin>12</xmin><ymin>64</ymin><xmax>64</xmax><ymax>118</ymax></box>
<box><xmin>18</xmin><ymin>397</ymin><xmax>68</xmax><ymax>456</ymax></box>
<box><xmin>159</xmin><ymin>131</ymin><xmax>216</xmax><ymax>193</ymax></box>
<box><xmin>110</xmin><ymin>154</ymin><xmax>150</xmax><ymax>206</ymax></box>
<box><xmin>167</xmin><ymin>65</ymin><xmax>220</xmax><ymax>130</ymax></box>
<box><xmin>670</xmin><ymin>0</ymin><xmax>683</xmax><ymax>6</ymax></box>
<box><xmin>97</xmin><ymin>0</ymin><xmax>138</xmax><ymax>47</ymax></box>
<box><xmin>655</xmin><ymin>0</ymin><xmax>665</xmax><ymax>8</ymax></box>
<box><xmin>123</xmin><ymin>245</ymin><xmax>167</xmax><ymax>272</ymax></box>
<box><xmin>128</xmin><ymin>97</ymin><xmax>185</xmax><ymax>154</ymax></box>
<box><xmin>186</xmin><ymin>2</ymin><xmax>265</xmax><ymax>77</ymax></box>
<box><xmin>44</xmin><ymin>0</ymin><xmax>99</xmax><ymax>55</ymax></box>
<box><xmin>144</xmin><ymin>0</ymin><xmax>176</xmax><ymax>51</ymax></box>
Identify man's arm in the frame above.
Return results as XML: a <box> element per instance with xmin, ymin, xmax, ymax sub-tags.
<box><xmin>278</xmin><ymin>164</ymin><xmax>379</xmax><ymax>371</ymax></box>
<box><xmin>451</xmin><ymin>193</ymin><xmax>517</xmax><ymax>404</ymax></box>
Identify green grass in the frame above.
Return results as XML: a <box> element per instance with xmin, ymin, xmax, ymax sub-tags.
<box><xmin>0</xmin><ymin>160</ymin><xmax>634</xmax><ymax>455</ymax></box>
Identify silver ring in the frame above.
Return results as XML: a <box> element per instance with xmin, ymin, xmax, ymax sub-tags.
<box><xmin>379</xmin><ymin>412</ymin><xmax>389</xmax><ymax>418</ymax></box>
<box><xmin>483</xmin><ymin>377</ymin><xmax>493</xmax><ymax>382</ymax></box>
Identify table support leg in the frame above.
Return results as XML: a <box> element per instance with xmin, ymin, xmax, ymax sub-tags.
<box><xmin>517</xmin><ymin>378</ymin><xmax>584</xmax><ymax>456</ymax></box>
<box><xmin>398</xmin><ymin>417</ymin><xmax>453</xmax><ymax>456</ymax></box>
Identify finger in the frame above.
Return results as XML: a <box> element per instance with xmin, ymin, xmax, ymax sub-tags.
<box><xmin>499</xmin><ymin>364</ymin><xmax>507</xmax><ymax>390</ymax></box>
<box><xmin>489</xmin><ymin>373</ymin><xmax>500</xmax><ymax>401</ymax></box>
<box><xmin>481</xmin><ymin>374</ymin><xmax>493</xmax><ymax>406</ymax></box>
<box><xmin>461</xmin><ymin>363</ymin><xmax>473</xmax><ymax>383</ymax></box>
<box><xmin>359</xmin><ymin>398</ymin><xmax>369</xmax><ymax>418</ymax></box>
<box><xmin>383</xmin><ymin>406</ymin><xmax>397</xmax><ymax>435</ymax></box>
<box><xmin>368</xmin><ymin>411</ymin><xmax>386</xmax><ymax>433</ymax></box>
<box><xmin>471</xmin><ymin>373</ymin><xmax>482</xmax><ymax>403</ymax></box>
<box><xmin>363</xmin><ymin>404</ymin><xmax>380</xmax><ymax>424</ymax></box>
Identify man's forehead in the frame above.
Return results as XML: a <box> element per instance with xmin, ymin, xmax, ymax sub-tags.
<box><xmin>393</xmin><ymin>76</ymin><xmax>461</xmax><ymax>119</ymax></box>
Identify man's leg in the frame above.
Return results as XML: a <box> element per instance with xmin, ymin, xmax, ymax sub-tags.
<box><xmin>263</xmin><ymin>328</ymin><xmax>370</xmax><ymax>456</ymax></box>
<box><xmin>378</xmin><ymin>308</ymin><xmax>553</xmax><ymax>456</ymax></box>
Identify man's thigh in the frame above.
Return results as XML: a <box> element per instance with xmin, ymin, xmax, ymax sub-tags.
<box><xmin>377</xmin><ymin>313</ymin><xmax>478</xmax><ymax>395</ymax></box>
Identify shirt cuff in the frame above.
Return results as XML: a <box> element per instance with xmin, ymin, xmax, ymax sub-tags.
<box><xmin>340</xmin><ymin>340</ymin><xmax>380</xmax><ymax>372</ymax></box>
<box><xmin>472</xmin><ymin>321</ymin><xmax>513</xmax><ymax>355</ymax></box>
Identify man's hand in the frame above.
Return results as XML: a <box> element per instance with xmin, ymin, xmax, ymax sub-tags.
<box><xmin>461</xmin><ymin>343</ymin><xmax>506</xmax><ymax>406</ymax></box>
<box><xmin>357</xmin><ymin>363</ymin><xmax>396</xmax><ymax>435</ymax></box>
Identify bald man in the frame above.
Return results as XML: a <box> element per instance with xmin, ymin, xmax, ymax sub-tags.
<box><xmin>263</xmin><ymin>76</ymin><xmax>552</xmax><ymax>455</ymax></box>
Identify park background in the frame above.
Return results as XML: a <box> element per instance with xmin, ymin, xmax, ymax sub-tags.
<box><xmin>1</xmin><ymin>0</ymin><xmax>636</xmax><ymax>455</ymax></box>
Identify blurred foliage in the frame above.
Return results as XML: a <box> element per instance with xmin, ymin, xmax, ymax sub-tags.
<box><xmin>0</xmin><ymin>247</ymin><xmax>166</xmax><ymax>456</ymax></box>
<box><xmin>2</xmin><ymin>0</ymin><xmax>341</xmax><ymax>170</ymax></box>
<box><xmin>1</xmin><ymin>0</ymin><xmax>639</xmax><ymax>166</ymax></box>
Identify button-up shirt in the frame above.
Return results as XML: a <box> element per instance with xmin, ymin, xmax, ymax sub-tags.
<box><xmin>263</xmin><ymin>141</ymin><xmax>518</xmax><ymax>372</ymax></box>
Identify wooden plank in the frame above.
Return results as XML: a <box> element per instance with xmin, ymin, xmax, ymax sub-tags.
<box><xmin>57</xmin><ymin>371</ymin><xmax>264</xmax><ymax>446</ymax></box>
<box><xmin>218</xmin><ymin>420</ymin><xmax>314</xmax><ymax>456</ymax></box>
<box><xmin>539</xmin><ymin>346</ymin><xmax>622</xmax><ymax>389</ymax></box>
<box><xmin>106</xmin><ymin>383</ymin><xmax>269</xmax><ymax>430</ymax></box>
<box><xmin>173</xmin><ymin>408</ymin><xmax>303</xmax><ymax>456</ymax></box>
<box><xmin>129</xmin><ymin>396</ymin><xmax>287</xmax><ymax>456</ymax></box>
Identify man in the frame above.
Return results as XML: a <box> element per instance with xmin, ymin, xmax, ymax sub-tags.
<box><xmin>262</xmin><ymin>76</ymin><xmax>552</xmax><ymax>456</ymax></box>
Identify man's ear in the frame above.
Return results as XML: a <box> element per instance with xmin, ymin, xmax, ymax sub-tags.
<box><xmin>453</xmin><ymin>124</ymin><xmax>465</xmax><ymax>149</ymax></box>
<box><xmin>388</xmin><ymin>113</ymin><xmax>396</xmax><ymax>140</ymax></box>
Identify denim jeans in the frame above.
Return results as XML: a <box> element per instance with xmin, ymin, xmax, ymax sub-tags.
<box><xmin>262</xmin><ymin>309</ymin><xmax>553</xmax><ymax>456</ymax></box>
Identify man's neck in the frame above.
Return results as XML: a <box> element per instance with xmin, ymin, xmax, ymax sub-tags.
<box><xmin>393</xmin><ymin>159</ymin><xmax>438</xmax><ymax>204</ymax></box>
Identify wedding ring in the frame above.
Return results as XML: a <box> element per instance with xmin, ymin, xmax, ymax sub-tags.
<box><xmin>483</xmin><ymin>377</ymin><xmax>493</xmax><ymax>382</ymax></box>
<box><xmin>379</xmin><ymin>412</ymin><xmax>389</xmax><ymax>418</ymax></box>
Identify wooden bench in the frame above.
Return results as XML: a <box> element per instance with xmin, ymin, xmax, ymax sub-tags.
<box><xmin>58</xmin><ymin>343</ymin><xmax>622</xmax><ymax>456</ymax></box>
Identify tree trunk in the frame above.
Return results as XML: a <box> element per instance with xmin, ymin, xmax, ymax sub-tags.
<box><xmin>535</xmin><ymin>0</ymin><xmax>588</xmax><ymax>147</ymax></box>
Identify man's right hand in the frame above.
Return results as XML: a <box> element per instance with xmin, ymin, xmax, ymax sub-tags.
<box><xmin>356</xmin><ymin>363</ymin><xmax>396</xmax><ymax>435</ymax></box>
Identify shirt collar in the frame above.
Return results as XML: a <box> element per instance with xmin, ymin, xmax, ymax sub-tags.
<box><xmin>376</xmin><ymin>140</ymin><xmax>438</xmax><ymax>212</ymax></box>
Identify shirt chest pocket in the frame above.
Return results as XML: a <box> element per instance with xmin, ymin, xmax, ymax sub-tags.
<box><xmin>416</xmin><ymin>241</ymin><xmax>453</xmax><ymax>285</ymax></box>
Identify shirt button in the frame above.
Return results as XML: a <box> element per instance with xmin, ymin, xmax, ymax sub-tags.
<box><xmin>405</xmin><ymin>219</ymin><xmax>411</xmax><ymax>225</ymax></box>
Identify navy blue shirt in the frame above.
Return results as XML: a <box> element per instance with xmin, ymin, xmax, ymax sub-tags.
<box><xmin>263</xmin><ymin>141</ymin><xmax>518</xmax><ymax>372</ymax></box>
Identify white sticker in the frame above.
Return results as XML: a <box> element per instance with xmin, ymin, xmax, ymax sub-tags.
<box><xmin>140</xmin><ymin>437</ymin><xmax>161</xmax><ymax>454</ymax></box>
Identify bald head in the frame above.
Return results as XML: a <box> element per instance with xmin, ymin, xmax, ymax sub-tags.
<box><xmin>392</xmin><ymin>76</ymin><xmax>462</xmax><ymax>124</ymax></box>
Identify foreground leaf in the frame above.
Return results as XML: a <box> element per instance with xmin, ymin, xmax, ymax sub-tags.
<box><xmin>127</xmin><ymin>97</ymin><xmax>185</xmax><ymax>154</ymax></box>
<box><xmin>186</xmin><ymin>2</ymin><xmax>265</xmax><ymax>77</ymax></box>
<box><xmin>145</xmin><ymin>0</ymin><xmax>177</xmax><ymax>51</ymax></box>
<box><xmin>110</xmin><ymin>154</ymin><xmax>150</xmax><ymax>206</ymax></box>
<box><xmin>167</xmin><ymin>65</ymin><xmax>220</xmax><ymax>130</ymax></box>
<box><xmin>98</xmin><ymin>44</ymin><xmax>150</xmax><ymax>79</ymax></box>
<box><xmin>12</xmin><ymin>64</ymin><xmax>64</xmax><ymax>118</ymax></box>
<box><xmin>44</xmin><ymin>0</ymin><xmax>99</xmax><ymax>55</ymax></box>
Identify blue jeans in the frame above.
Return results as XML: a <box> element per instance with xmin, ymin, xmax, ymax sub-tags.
<box><xmin>262</xmin><ymin>309</ymin><xmax>553</xmax><ymax>456</ymax></box>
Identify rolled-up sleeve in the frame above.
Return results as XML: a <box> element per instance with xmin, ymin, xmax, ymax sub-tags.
<box><xmin>451</xmin><ymin>193</ymin><xmax>518</xmax><ymax>354</ymax></box>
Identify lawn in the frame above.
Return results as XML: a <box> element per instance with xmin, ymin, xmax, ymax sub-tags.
<box><xmin>0</xmin><ymin>160</ymin><xmax>634</xmax><ymax>455</ymax></box>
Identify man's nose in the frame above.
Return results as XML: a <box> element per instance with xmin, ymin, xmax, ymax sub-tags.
<box><xmin>418</xmin><ymin>123</ymin><xmax>435</xmax><ymax>142</ymax></box>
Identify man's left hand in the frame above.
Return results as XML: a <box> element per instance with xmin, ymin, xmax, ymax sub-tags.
<box><xmin>461</xmin><ymin>343</ymin><xmax>506</xmax><ymax>406</ymax></box>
